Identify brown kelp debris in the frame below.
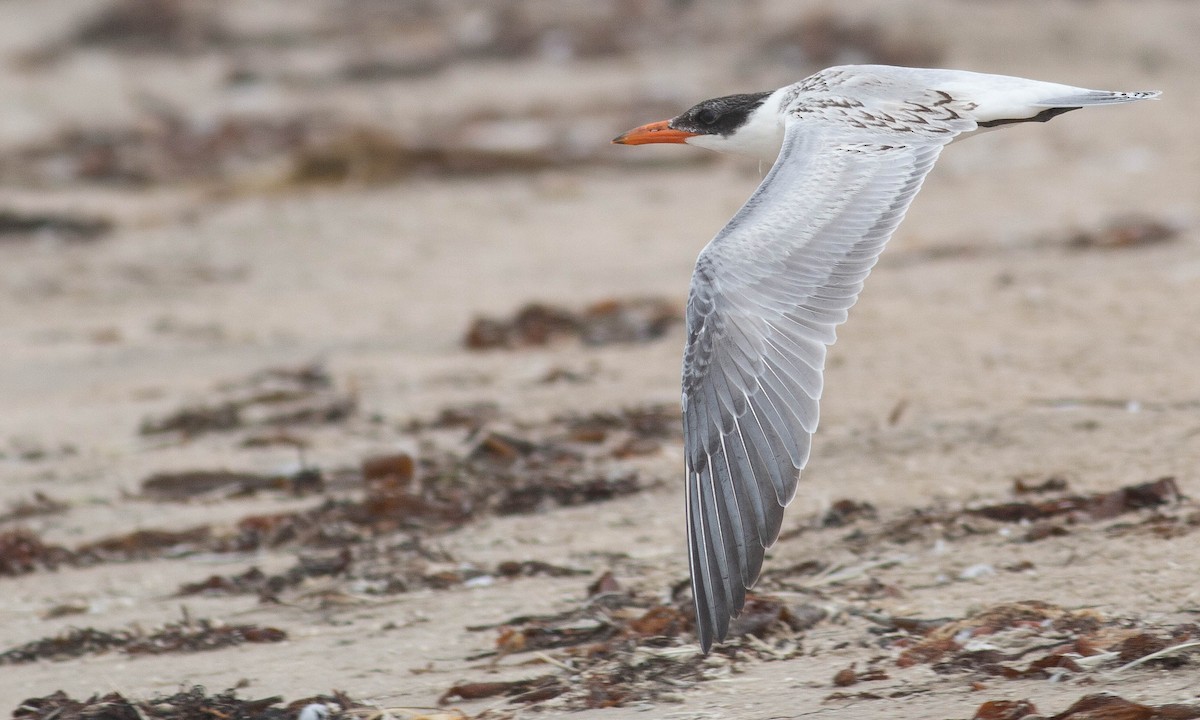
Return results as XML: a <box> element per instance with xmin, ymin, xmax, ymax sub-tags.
<box><xmin>973</xmin><ymin>699</ymin><xmax>1040</xmax><ymax>720</ymax></box>
<box><xmin>973</xmin><ymin>694</ymin><xmax>1200</xmax><ymax>720</ymax></box>
<box><xmin>400</xmin><ymin>401</ymin><xmax>502</xmax><ymax>433</ymax></box>
<box><xmin>876</xmin><ymin>600</ymin><xmax>1199</xmax><ymax>680</ymax></box>
<box><xmin>760</xmin><ymin>10</ymin><xmax>943</xmax><ymax>69</ymax></box>
<box><xmin>464</xmin><ymin>298</ymin><xmax>682</xmax><ymax>350</ymax></box>
<box><xmin>0</xmin><ymin>529</ymin><xmax>73</xmax><ymax>576</ymax></box>
<box><xmin>0</xmin><ymin>618</ymin><xmax>285</xmax><ymax>665</ymax></box>
<box><xmin>3</xmin><ymin>112</ymin><xmax>604</xmax><ymax>189</ymax></box>
<box><xmin>177</xmin><ymin>565</ymin><xmax>276</xmax><ymax>597</ymax></box>
<box><xmin>13</xmin><ymin>687</ymin><xmax>371</xmax><ymax>720</ymax></box>
<box><xmin>0</xmin><ymin>209</ymin><xmax>112</xmax><ymax>243</ymax></box>
<box><xmin>556</xmin><ymin>404</ymin><xmax>681</xmax><ymax>442</ymax></box>
<box><xmin>1066</xmin><ymin>215</ymin><xmax>1179</xmax><ymax>250</ymax></box>
<box><xmin>843</xmin><ymin>477</ymin><xmax>1191</xmax><ymax>551</ymax></box>
<box><xmin>10</xmin><ymin>440</ymin><xmax>648</xmax><ymax>579</ymax></box>
<box><xmin>178</xmin><ymin>537</ymin><xmax>440</xmax><ymax>601</ymax></box>
<box><xmin>174</xmin><ymin>539</ymin><xmax>582</xmax><ymax>602</ymax></box>
<box><xmin>457</xmin><ymin>580</ymin><xmax>825</xmax><ymax>710</ymax></box>
<box><xmin>361</xmin><ymin>418</ymin><xmax>652</xmax><ymax>523</ymax></box>
<box><xmin>0</xmin><ymin>628</ymin><xmax>129</xmax><ymax>665</ymax></box>
<box><xmin>16</xmin><ymin>404</ymin><xmax>662</xmax><ymax>581</ymax></box>
<box><xmin>831</xmin><ymin>663</ymin><xmax>890</xmax><ymax>687</ymax></box>
<box><xmin>495</xmin><ymin>560</ymin><xmax>590</xmax><ymax>579</ymax></box>
<box><xmin>284</xmin><ymin>125</ymin><xmax>571</xmax><ymax>186</ymax></box>
<box><xmin>969</xmin><ymin>476</ymin><xmax>1180</xmax><ymax>522</ymax></box>
<box><xmin>1012</xmin><ymin>475</ymin><xmax>1070</xmax><ymax>494</ymax></box>
<box><xmin>140</xmin><ymin>468</ymin><xmax>323</xmax><ymax>501</ymax></box>
<box><xmin>0</xmin><ymin>492</ymin><xmax>68</xmax><ymax>525</ymax></box>
<box><xmin>379</xmin><ymin>438</ymin><xmax>633</xmax><ymax>520</ymax></box>
<box><xmin>1050</xmin><ymin>694</ymin><xmax>1200</xmax><ymax>720</ymax></box>
<box><xmin>400</xmin><ymin>402</ymin><xmax>679</xmax><ymax>457</ymax></box>
<box><xmin>140</xmin><ymin>363</ymin><xmax>355</xmax><ymax>438</ymax></box>
<box><xmin>76</xmin><ymin>526</ymin><xmax>214</xmax><ymax>562</ymax></box>
<box><xmin>9</xmin><ymin>115</ymin><xmax>311</xmax><ymax>187</ymax></box>
<box><xmin>821</xmin><ymin>499</ymin><xmax>878</xmax><ymax>528</ymax></box>
<box><xmin>70</xmin><ymin>0</ymin><xmax>231</xmax><ymax>54</ymax></box>
<box><xmin>440</xmin><ymin>677</ymin><xmax>564</xmax><ymax>706</ymax></box>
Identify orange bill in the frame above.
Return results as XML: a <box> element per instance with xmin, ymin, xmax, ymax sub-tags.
<box><xmin>612</xmin><ymin>120</ymin><xmax>698</xmax><ymax>145</ymax></box>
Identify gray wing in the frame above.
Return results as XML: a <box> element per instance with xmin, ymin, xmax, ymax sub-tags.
<box><xmin>684</xmin><ymin>119</ymin><xmax>963</xmax><ymax>651</ymax></box>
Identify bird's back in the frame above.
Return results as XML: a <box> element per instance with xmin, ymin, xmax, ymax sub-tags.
<box><xmin>779</xmin><ymin>65</ymin><xmax>1158</xmax><ymax>135</ymax></box>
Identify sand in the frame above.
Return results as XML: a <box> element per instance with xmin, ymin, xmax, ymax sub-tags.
<box><xmin>1</xmin><ymin>1</ymin><xmax>1199</xmax><ymax>717</ymax></box>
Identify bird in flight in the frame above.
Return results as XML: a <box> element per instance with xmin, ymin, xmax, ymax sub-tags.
<box><xmin>612</xmin><ymin>64</ymin><xmax>1158</xmax><ymax>652</ymax></box>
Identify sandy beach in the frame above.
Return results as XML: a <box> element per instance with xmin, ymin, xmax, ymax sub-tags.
<box><xmin>2</xmin><ymin>1</ymin><xmax>1199</xmax><ymax>718</ymax></box>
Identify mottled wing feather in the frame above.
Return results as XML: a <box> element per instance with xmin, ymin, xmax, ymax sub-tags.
<box><xmin>683</xmin><ymin>119</ymin><xmax>965</xmax><ymax>651</ymax></box>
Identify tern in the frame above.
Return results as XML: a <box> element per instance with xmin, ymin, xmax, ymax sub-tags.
<box><xmin>612</xmin><ymin>64</ymin><xmax>1159</xmax><ymax>652</ymax></box>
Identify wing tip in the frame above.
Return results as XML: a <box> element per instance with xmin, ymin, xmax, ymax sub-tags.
<box><xmin>1034</xmin><ymin>89</ymin><xmax>1162</xmax><ymax>107</ymax></box>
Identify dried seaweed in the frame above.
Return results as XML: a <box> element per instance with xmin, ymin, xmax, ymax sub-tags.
<box><xmin>968</xmin><ymin>477</ymin><xmax>1181</xmax><ymax>524</ymax></box>
<box><xmin>0</xmin><ymin>492</ymin><xmax>69</xmax><ymax>525</ymax></box>
<box><xmin>440</xmin><ymin>677</ymin><xmax>563</xmax><ymax>706</ymax></box>
<box><xmin>973</xmin><ymin>699</ymin><xmax>1039</xmax><ymax>720</ymax></box>
<box><xmin>0</xmin><ymin>210</ymin><xmax>112</xmax><ymax>242</ymax></box>
<box><xmin>13</xmin><ymin>687</ymin><xmax>369</xmax><ymax>720</ymax></box>
<box><xmin>838</xmin><ymin>477</ymin><xmax>1192</xmax><ymax>553</ymax></box>
<box><xmin>1067</xmin><ymin>216</ymin><xmax>1179</xmax><ymax>250</ymax></box>
<box><xmin>71</xmin><ymin>0</ymin><xmax>232</xmax><ymax>53</ymax></box>
<box><xmin>173</xmin><ymin>545</ymin><xmax>583</xmax><ymax>602</ymax></box>
<box><xmin>0</xmin><ymin>529</ymin><xmax>73</xmax><ymax>576</ymax></box>
<box><xmin>141</xmin><ymin>468</ymin><xmax>323</xmax><ymax>501</ymax></box>
<box><xmin>464</xmin><ymin>298</ymin><xmax>682</xmax><ymax>350</ymax></box>
<box><xmin>881</xmin><ymin>601</ymin><xmax>1199</xmax><ymax>680</ymax></box>
<box><xmin>12</xmin><ymin>404</ymin><xmax>659</xmax><ymax>583</ymax></box>
<box><xmin>973</xmin><ymin>694</ymin><xmax>1200</xmax><ymax>720</ymax></box>
<box><xmin>455</xmin><ymin>577</ymin><xmax>825</xmax><ymax>710</ymax></box>
<box><xmin>0</xmin><ymin>618</ymin><xmax>285</xmax><ymax>665</ymax></box>
<box><xmin>140</xmin><ymin>363</ymin><xmax>355</xmax><ymax>438</ymax></box>
<box><xmin>1</xmin><ymin>113</ymin><xmax>616</xmax><ymax>189</ymax></box>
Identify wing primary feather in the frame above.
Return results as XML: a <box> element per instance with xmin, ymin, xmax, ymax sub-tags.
<box><xmin>700</xmin><ymin>460</ymin><xmax>733</xmax><ymax>641</ymax></box>
<box><xmin>710</xmin><ymin>440</ymin><xmax>748</xmax><ymax>585</ymax></box>
<box><xmin>716</xmin><ymin>432</ymin><xmax>758</xmax><ymax>588</ymax></box>
<box><xmin>731</xmin><ymin>406</ymin><xmax>790</xmax><ymax>543</ymax></box>
<box><xmin>744</xmin><ymin>398</ymin><xmax>800</xmax><ymax>504</ymax></box>
<box><xmin>725</xmin><ymin>423</ymin><xmax>769</xmax><ymax>528</ymax></box>
<box><xmin>687</xmin><ymin>466</ymin><xmax>719</xmax><ymax>651</ymax></box>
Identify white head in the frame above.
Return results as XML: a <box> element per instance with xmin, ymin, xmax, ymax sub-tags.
<box><xmin>613</xmin><ymin>88</ymin><xmax>787</xmax><ymax>163</ymax></box>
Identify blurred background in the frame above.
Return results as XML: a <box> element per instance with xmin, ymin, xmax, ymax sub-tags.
<box><xmin>0</xmin><ymin>0</ymin><xmax>1190</xmax><ymax>354</ymax></box>
<box><xmin>0</xmin><ymin>0</ymin><xmax>1186</xmax><ymax>184</ymax></box>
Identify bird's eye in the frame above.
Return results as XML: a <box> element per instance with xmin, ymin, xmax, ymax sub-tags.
<box><xmin>695</xmin><ymin>108</ymin><xmax>719</xmax><ymax>125</ymax></box>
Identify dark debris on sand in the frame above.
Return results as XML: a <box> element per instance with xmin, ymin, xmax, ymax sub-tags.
<box><xmin>972</xmin><ymin>693</ymin><xmax>1200</xmax><ymax>720</ymax></box>
<box><xmin>0</xmin><ymin>492</ymin><xmax>69</xmax><ymax>525</ymax></box>
<box><xmin>0</xmin><ymin>617</ymin><xmax>286</xmax><ymax>665</ymax></box>
<box><xmin>0</xmin><ymin>529</ymin><xmax>74</xmax><ymax>576</ymax></box>
<box><xmin>445</xmin><ymin>573</ymin><xmax>826</xmax><ymax>710</ymax></box>
<box><xmin>71</xmin><ymin>0</ymin><xmax>232</xmax><ymax>54</ymax></box>
<box><xmin>13</xmin><ymin>687</ymin><xmax>371</xmax><ymax>720</ymax></box>
<box><xmin>3</xmin><ymin>403</ymin><xmax>671</xmax><ymax>618</ymax></box>
<box><xmin>140</xmin><ymin>363</ymin><xmax>355</xmax><ymax>439</ymax></box>
<box><xmin>140</xmin><ymin>468</ymin><xmax>325</xmax><ymax>502</ymax></box>
<box><xmin>1</xmin><ymin>112</ymin><xmax>610</xmax><ymax>190</ymax></box>
<box><xmin>1066</xmin><ymin>215</ymin><xmax>1179</xmax><ymax>250</ymax></box>
<box><xmin>859</xmin><ymin>600</ymin><xmax>1200</xmax><ymax>680</ymax></box>
<box><xmin>828</xmin><ymin>476</ymin><xmax>1194</xmax><ymax>552</ymax></box>
<box><xmin>464</xmin><ymin>298</ymin><xmax>682</xmax><ymax>350</ymax></box>
<box><xmin>0</xmin><ymin>209</ymin><xmax>113</xmax><ymax>243</ymax></box>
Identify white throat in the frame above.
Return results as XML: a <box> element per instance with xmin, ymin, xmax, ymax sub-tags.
<box><xmin>685</xmin><ymin>88</ymin><xmax>789</xmax><ymax>163</ymax></box>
